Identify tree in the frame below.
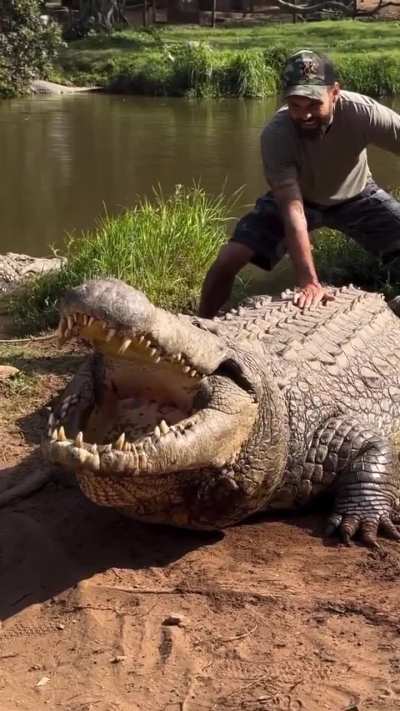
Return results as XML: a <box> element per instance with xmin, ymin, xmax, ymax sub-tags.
<box><xmin>0</xmin><ymin>0</ymin><xmax>63</xmax><ymax>97</ymax></box>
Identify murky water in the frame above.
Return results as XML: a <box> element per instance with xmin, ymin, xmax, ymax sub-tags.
<box><xmin>1</xmin><ymin>94</ymin><xmax>400</xmax><ymax>260</ymax></box>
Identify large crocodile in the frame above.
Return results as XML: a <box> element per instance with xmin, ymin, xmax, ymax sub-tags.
<box><xmin>43</xmin><ymin>279</ymin><xmax>400</xmax><ymax>547</ymax></box>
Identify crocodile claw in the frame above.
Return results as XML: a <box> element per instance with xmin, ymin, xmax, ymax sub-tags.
<box><xmin>325</xmin><ymin>511</ymin><xmax>400</xmax><ymax>548</ymax></box>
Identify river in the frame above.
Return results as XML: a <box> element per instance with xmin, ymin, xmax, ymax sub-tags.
<box><xmin>1</xmin><ymin>93</ymin><xmax>400</xmax><ymax>261</ymax></box>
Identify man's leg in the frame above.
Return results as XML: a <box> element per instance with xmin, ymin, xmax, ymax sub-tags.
<box><xmin>199</xmin><ymin>193</ymin><xmax>323</xmax><ymax>319</ymax></box>
<box><xmin>326</xmin><ymin>182</ymin><xmax>400</xmax><ymax>265</ymax></box>
<box><xmin>199</xmin><ymin>242</ymin><xmax>254</xmax><ymax>319</ymax></box>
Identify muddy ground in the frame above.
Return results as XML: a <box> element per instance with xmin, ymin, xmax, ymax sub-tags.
<box><xmin>1</xmin><ymin>337</ymin><xmax>400</xmax><ymax>711</ymax></box>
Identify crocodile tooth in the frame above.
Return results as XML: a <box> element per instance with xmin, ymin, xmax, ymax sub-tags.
<box><xmin>190</xmin><ymin>369</ymin><xmax>197</xmax><ymax>377</ymax></box>
<box><xmin>138</xmin><ymin>335</ymin><xmax>145</xmax><ymax>343</ymax></box>
<box><xmin>88</xmin><ymin>316</ymin><xmax>95</xmax><ymax>326</ymax></box>
<box><xmin>119</xmin><ymin>338</ymin><xmax>132</xmax><ymax>354</ymax></box>
<box><xmin>51</xmin><ymin>429</ymin><xmax>58</xmax><ymax>441</ymax></box>
<box><xmin>75</xmin><ymin>432</ymin><xmax>84</xmax><ymax>447</ymax></box>
<box><xmin>58</xmin><ymin>426</ymin><xmax>67</xmax><ymax>442</ymax></box>
<box><xmin>145</xmin><ymin>340</ymin><xmax>152</xmax><ymax>349</ymax></box>
<box><xmin>67</xmin><ymin>315</ymin><xmax>74</xmax><ymax>330</ymax></box>
<box><xmin>154</xmin><ymin>425</ymin><xmax>161</xmax><ymax>438</ymax></box>
<box><xmin>150</xmin><ymin>348</ymin><xmax>157</xmax><ymax>358</ymax></box>
<box><xmin>154</xmin><ymin>356</ymin><xmax>161</xmax><ymax>364</ymax></box>
<box><xmin>105</xmin><ymin>328</ymin><xmax>116</xmax><ymax>342</ymax></box>
<box><xmin>123</xmin><ymin>441</ymin><xmax>131</xmax><ymax>452</ymax></box>
<box><xmin>91</xmin><ymin>443</ymin><xmax>98</xmax><ymax>454</ymax></box>
<box><xmin>115</xmin><ymin>433</ymin><xmax>126</xmax><ymax>450</ymax></box>
<box><xmin>138</xmin><ymin>452</ymin><xmax>148</xmax><ymax>467</ymax></box>
<box><xmin>90</xmin><ymin>451</ymin><xmax>100</xmax><ymax>471</ymax></box>
<box><xmin>160</xmin><ymin>420</ymin><xmax>169</xmax><ymax>434</ymax></box>
<box><xmin>183</xmin><ymin>366</ymin><xmax>190</xmax><ymax>374</ymax></box>
<box><xmin>64</xmin><ymin>328</ymin><xmax>72</xmax><ymax>339</ymax></box>
<box><xmin>48</xmin><ymin>413</ymin><xmax>56</xmax><ymax>427</ymax></box>
<box><xmin>81</xmin><ymin>314</ymin><xmax>89</xmax><ymax>326</ymax></box>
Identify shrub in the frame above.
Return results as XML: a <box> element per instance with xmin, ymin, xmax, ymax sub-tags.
<box><xmin>0</xmin><ymin>0</ymin><xmax>63</xmax><ymax>97</ymax></box>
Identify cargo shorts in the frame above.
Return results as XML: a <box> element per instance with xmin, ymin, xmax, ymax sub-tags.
<box><xmin>231</xmin><ymin>180</ymin><xmax>400</xmax><ymax>271</ymax></box>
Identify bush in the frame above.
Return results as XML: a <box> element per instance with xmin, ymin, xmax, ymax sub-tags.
<box><xmin>0</xmin><ymin>0</ymin><xmax>63</xmax><ymax>97</ymax></box>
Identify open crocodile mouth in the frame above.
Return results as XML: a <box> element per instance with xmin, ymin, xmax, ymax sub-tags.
<box><xmin>45</xmin><ymin>292</ymin><xmax>258</xmax><ymax>479</ymax></box>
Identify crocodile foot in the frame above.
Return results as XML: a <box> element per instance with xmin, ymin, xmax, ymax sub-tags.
<box><xmin>325</xmin><ymin>511</ymin><xmax>400</xmax><ymax>548</ymax></box>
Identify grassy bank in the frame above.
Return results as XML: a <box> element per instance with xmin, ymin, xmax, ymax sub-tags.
<box><xmin>6</xmin><ymin>184</ymin><xmax>400</xmax><ymax>335</ymax></box>
<box><xmin>53</xmin><ymin>20</ymin><xmax>400</xmax><ymax>97</ymax></box>
<box><xmin>6</xmin><ymin>185</ymin><xmax>239</xmax><ymax>333</ymax></box>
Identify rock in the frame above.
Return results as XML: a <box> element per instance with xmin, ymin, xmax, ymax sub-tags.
<box><xmin>111</xmin><ymin>655</ymin><xmax>126</xmax><ymax>663</ymax></box>
<box><xmin>0</xmin><ymin>366</ymin><xmax>19</xmax><ymax>380</ymax></box>
<box><xmin>36</xmin><ymin>676</ymin><xmax>50</xmax><ymax>687</ymax></box>
<box><xmin>0</xmin><ymin>252</ymin><xmax>65</xmax><ymax>295</ymax></box>
<box><xmin>162</xmin><ymin>613</ymin><xmax>188</xmax><ymax>628</ymax></box>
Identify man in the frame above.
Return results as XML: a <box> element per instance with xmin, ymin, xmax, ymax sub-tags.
<box><xmin>199</xmin><ymin>49</ymin><xmax>400</xmax><ymax>317</ymax></box>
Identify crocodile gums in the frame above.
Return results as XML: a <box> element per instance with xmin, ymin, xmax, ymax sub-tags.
<box><xmin>43</xmin><ymin>279</ymin><xmax>400</xmax><ymax>547</ymax></box>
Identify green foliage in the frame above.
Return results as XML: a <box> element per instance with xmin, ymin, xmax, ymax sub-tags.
<box><xmin>55</xmin><ymin>21</ymin><xmax>400</xmax><ymax>98</ymax></box>
<box><xmin>314</xmin><ymin>230</ymin><xmax>400</xmax><ymax>300</ymax></box>
<box><xmin>169</xmin><ymin>42</ymin><xmax>216</xmax><ymax>98</ymax></box>
<box><xmin>9</xmin><ymin>185</ymin><xmax>239</xmax><ymax>333</ymax></box>
<box><xmin>226</xmin><ymin>50</ymin><xmax>278</xmax><ymax>98</ymax></box>
<box><xmin>0</xmin><ymin>0</ymin><xmax>63</xmax><ymax>97</ymax></box>
<box><xmin>336</xmin><ymin>55</ymin><xmax>400</xmax><ymax>96</ymax></box>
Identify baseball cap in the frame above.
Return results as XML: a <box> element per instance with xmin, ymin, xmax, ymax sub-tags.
<box><xmin>282</xmin><ymin>50</ymin><xmax>337</xmax><ymax>101</ymax></box>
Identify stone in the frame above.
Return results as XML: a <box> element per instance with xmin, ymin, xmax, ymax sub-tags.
<box><xmin>0</xmin><ymin>366</ymin><xmax>19</xmax><ymax>380</ymax></box>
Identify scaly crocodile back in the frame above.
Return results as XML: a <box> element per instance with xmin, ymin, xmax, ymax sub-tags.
<box><xmin>212</xmin><ymin>285</ymin><xmax>399</xmax><ymax>374</ymax></box>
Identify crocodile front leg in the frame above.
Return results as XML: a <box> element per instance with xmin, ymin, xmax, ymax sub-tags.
<box><xmin>306</xmin><ymin>418</ymin><xmax>400</xmax><ymax>547</ymax></box>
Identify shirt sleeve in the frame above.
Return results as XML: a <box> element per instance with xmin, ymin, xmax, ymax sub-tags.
<box><xmin>362</xmin><ymin>97</ymin><xmax>400</xmax><ymax>155</ymax></box>
<box><xmin>260</xmin><ymin>122</ymin><xmax>299</xmax><ymax>189</ymax></box>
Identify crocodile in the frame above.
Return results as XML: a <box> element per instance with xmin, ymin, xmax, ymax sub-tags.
<box><xmin>30</xmin><ymin>80</ymin><xmax>100</xmax><ymax>96</ymax></box>
<box><xmin>0</xmin><ymin>252</ymin><xmax>64</xmax><ymax>294</ymax></box>
<box><xmin>42</xmin><ymin>278</ymin><xmax>400</xmax><ymax>547</ymax></box>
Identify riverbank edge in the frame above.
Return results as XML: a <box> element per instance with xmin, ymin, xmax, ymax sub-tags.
<box><xmin>53</xmin><ymin>33</ymin><xmax>400</xmax><ymax>99</ymax></box>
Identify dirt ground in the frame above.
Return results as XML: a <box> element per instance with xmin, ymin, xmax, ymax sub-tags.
<box><xmin>1</xmin><ymin>337</ymin><xmax>400</xmax><ymax>711</ymax></box>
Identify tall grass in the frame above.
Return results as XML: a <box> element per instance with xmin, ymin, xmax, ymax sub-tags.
<box><xmin>55</xmin><ymin>21</ymin><xmax>400</xmax><ymax>98</ymax></box>
<box><xmin>313</xmin><ymin>228</ymin><xmax>400</xmax><ymax>299</ymax></box>
<box><xmin>9</xmin><ymin>185</ymin><xmax>239</xmax><ymax>333</ymax></box>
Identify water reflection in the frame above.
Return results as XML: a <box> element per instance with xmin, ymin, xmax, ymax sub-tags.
<box><xmin>1</xmin><ymin>94</ymin><xmax>399</xmax><ymax>257</ymax></box>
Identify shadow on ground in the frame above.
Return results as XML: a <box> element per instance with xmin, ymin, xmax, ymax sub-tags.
<box><xmin>0</xmin><ymin>453</ymin><xmax>223</xmax><ymax>622</ymax></box>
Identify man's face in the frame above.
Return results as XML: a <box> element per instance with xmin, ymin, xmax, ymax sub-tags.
<box><xmin>286</xmin><ymin>84</ymin><xmax>340</xmax><ymax>138</ymax></box>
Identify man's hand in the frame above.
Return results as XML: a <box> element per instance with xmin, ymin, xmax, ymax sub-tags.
<box><xmin>293</xmin><ymin>283</ymin><xmax>335</xmax><ymax>310</ymax></box>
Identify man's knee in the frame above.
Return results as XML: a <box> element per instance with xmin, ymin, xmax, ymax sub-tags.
<box><xmin>210</xmin><ymin>242</ymin><xmax>254</xmax><ymax>277</ymax></box>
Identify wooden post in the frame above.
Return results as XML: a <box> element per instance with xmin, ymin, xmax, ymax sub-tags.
<box><xmin>211</xmin><ymin>0</ymin><xmax>216</xmax><ymax>26</ymax></box>
<box><xmin>143</xmin><ymin>0</ymin><xmax>148</xmax><ymax>24</ymax></box>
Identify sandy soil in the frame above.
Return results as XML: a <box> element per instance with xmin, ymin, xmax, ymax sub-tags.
<box><xmin>1</xmin><ymin>338</ymin><xmax>400</xmax><ymax>711</ymax></box>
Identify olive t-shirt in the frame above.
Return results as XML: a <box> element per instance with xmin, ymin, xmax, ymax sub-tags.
<box><xmin>261</xmin><ymin>90</ymin><xmax>400</xmax><ymax>206</ymax></box>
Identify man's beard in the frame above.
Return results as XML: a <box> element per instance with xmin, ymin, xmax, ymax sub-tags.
<box><xmin>294</xmin><ymin>114</ymin><xmax>333</xmax><ymax>140</ymax></box>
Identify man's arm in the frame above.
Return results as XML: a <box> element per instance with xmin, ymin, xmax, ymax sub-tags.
<box><xmin>273</xmin><ymin>181</ymin><xmax>334</xmax><ymax>309</ymax></box>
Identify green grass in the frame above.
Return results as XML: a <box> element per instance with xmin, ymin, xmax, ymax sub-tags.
<box><xmin>8</xmin><ymin>185</ymin><xmax>240</xmax><ymax>333</ymax></box>
<box><xmin>53</xmin><ymin>21</ymin><xmax>400</xmax><ymax>97</ymax></box>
